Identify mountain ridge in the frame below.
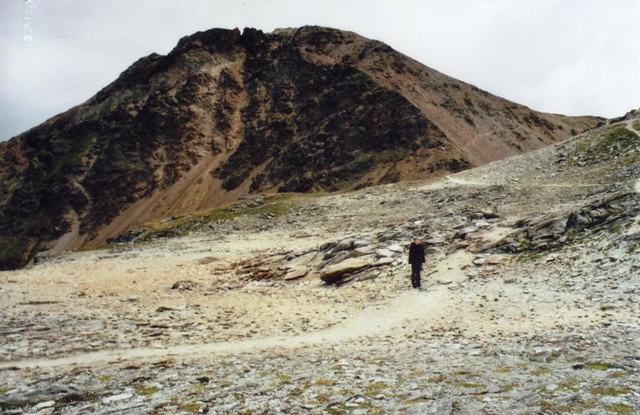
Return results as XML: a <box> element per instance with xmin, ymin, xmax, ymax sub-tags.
<box><xmin>0</xmin><ymin>26</ymin><xmax>602</xmax><ymax>269</ymax></box>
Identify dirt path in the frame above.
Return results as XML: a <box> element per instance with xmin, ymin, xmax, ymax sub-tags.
<box><xmin>0</xmin><ymin>286</ymin><xmax>454</xmax><ymax>370</ymax></box>
<box><xmin>445</xmin><ymin>175</ymin><xmax>603</xmax><ymax>188</ymax></box>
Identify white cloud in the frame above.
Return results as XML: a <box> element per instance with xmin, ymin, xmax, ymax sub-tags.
<box><xmin>1</xmin><ymin>0</ymin><xmax>638</xmax><ymax>140</ymax></box>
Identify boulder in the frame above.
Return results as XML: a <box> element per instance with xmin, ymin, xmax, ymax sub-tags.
<box><xmin>332</xmin><ymin>238</ymin><xmax>356</xmax><ymax>253</ymax></box>
<box><xmin>283</xmin><ymin>267</ymin><xmax>309</xmax><ymax>281</ymax></box>
<box><xmin>320</xmin><ymin>257</ymin><xmax>373</xmax><ymax>285</ymax></box>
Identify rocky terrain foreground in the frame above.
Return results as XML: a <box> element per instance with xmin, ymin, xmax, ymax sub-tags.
<box><xmin>1</xmin><ymin>117</ymin><xmax>639</xmax><ymax>414</ymax></box>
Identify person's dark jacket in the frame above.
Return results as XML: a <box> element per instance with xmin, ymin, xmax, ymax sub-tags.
<box><xmin>408</xmin><ymin>242</ymin><xmax>425</xmax><ymax>265</ymax></box>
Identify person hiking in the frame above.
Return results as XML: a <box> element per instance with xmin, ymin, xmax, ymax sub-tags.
<box><xmin>408</xmin><ymin>238</ymin><xmax>425</xmax><ymax>289</ymax></box>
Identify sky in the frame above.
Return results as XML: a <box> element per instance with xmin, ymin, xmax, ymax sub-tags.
<box><xmin>1</xmin><ymin>0</ymin><xmax>639</xmax><ymax>141</ymax></box>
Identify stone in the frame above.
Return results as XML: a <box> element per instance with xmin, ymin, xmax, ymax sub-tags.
<box><xmin>374</xmin><ymin>257</ymin><xmax>394</xmax><ymax>266</ymax></box>
<box><xmin>377</xmin><ymin>230</ymin><xmax>403</xmax><ymax>242</ymax></box>
<box><xmin>423</xmin><ymin>236</ymin><xmax>445</xmax><ymax>246</ymax></box>
<box><xmin>529</xmin><ymin>348</ymin><xmax>552</xmax><ymax>362</ymax></box>
<box><xmin>482</xmin><ymin>211</ymin><xmax>500</xmax><ymax>220</ymax></box>
<box><xmin>485</xmin><ymin>256</ymin><xmax>502</xmax><ymax>265</ymax></box>
<box><xmin>474</xmin><ymin>220</ymin><xmax>491</xmax><ymax>229</ymax></box>
<box><xmin>283</xmin><ymin>267</ymin><xmax>309</xmax><ymax>281</ymax></box>
<box><xmin>320</xmin><ymin>257</ymin><xmax>373</xmax><ymax>284</ymax></box>
<box><xmin>386</xmin><ymin>244</ymin><xmax>403</xmax><ymax>253</ymax></box>
<box><xmin>102</xmin><ymin>392</ymin><xmax>134</xmax><ymax>404</ymax></box>
<box><xmin>473</xmin><ymin>257</ymin><xmax>486</xmax><ymax>266</ymax></box>
<box><xmin>375</xmin><ymin>248</ymin><xmax>396</xmax><ymax>258</ymax></box>
<box><xmin>35</xmin><ymin>401</ymin><xmax>56</xmax><ymax>410</ymax></box>
<box><xmin>353</xmin><ymin>239</ymin><xmax>371</xmax><ymax>249</ymax></box>
<box><xmin>171</xmin><ymin>280</ymin><xmax>200</xmax><ymax>291</ymax></box>
<box><xmin>332</xmin><ymin>238</ymin><xmax>356</xmax><ymax>253</ymax></box>
<box><xmin>427</xmin><ymin>397</ymin><xmax>453</xmax><ymax>414</ymax></box>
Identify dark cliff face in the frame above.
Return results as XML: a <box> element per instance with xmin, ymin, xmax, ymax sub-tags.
<box><xmin>0</xmin><ymin>26</ymin><xmax>602</xmax><ymax>268</ymax></box>
<box><xmin>215</xmin><ymin>29</ymin><xmax>446</xmax><ymax>193</ymax></box>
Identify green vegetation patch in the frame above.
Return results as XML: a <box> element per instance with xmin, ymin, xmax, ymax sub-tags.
<box><xmin>493</xmin><ymin>367</ymin><xmax>512</xmax><ymax>373</ymax></box>
<box><xmin>590</xmin><ymin>386</ymin><xmax>632</xmax><ymax>396</ymax></box>
<box><xmin>272</xmin><ymin>374</ymin><xmax>293</xmax><ymax>384</ymax></box>
<box><xmin>365</xmin><ymin>381</ymin><xmax>389</xmax><ymax>394</ymax></box>
<box><xmin>109</xmin><ymin>192</ymin><xmax>300</xmax><ymax>245</ymax></box>
<box><xmin>314</xmin><ymin>377</ymin><xmax>337</xmax><ymax>386</ymax></box>
<box><xmin>586</xmin><ymin>362</ymin><xmax>617</xmax><ymax>371</ymax></box>
<box><xmin>134</xmin><ymin>384</ymin><xmax>160</xmax><ymax>395</ymax></box>
<box><xmin>541</xmin><ymin>398</ymin><xmax>599</xmax><ymax>413</ymax></box>
<box><xmin>178</xmin><ymin>402</ymin><xmax>203</xmax><ymax>413</ymax></box>
<box><xmin>603</xmin><ymin>403</ymin><xmax>635</xmax><ymax>414</ymax></box>
<box><xmin>530</xmin><ymin>367</ymin><xmax>552</xmax><ymax>375</ymax></box>
<box><xmin>573</xmin><ymin>125</ymin><xmax>640</xmax><ymax>165</ymax></box>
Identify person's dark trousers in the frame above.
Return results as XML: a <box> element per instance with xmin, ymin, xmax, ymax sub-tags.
<box><xmin>411</xmin><ymin>263</ymin><xmax>422</xmax><ymax>288</ymax></box>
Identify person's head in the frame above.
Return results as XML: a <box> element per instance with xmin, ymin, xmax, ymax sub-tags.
<box><xmin>413</xmin><ymin>238</ymin><xmax>420</xmax><ymax>244</ymax></box>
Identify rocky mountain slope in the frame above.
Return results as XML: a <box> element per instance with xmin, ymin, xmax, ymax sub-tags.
<box><xmin>0</xmin><ymin>111</ymin><xmax>638</xmax><ymax>414</ymax></box>
<box><xmin>0</xmin><ymin>26</ymin><xmax>601</xmax><ymax>268</ymax></box>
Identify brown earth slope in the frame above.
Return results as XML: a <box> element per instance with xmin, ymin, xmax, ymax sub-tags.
<box><xmin>0</xmin><ymin>26</ymin><xmax>601</xmax><ymax>267</ymax></box>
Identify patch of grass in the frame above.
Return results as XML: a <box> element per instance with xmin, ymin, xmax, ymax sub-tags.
<box><xmin>365</xmin><ymin>381</ymin><xmax>389</xmax><ymax>394</ymax></box>
<box><xmin>610</xmin><ymin>370</ymin><xmax>628</xmax><ymax>378</ymax></box>
<box><xmin>408</xmin><ymin>370</ymin><xmax>427</xmax><ymax>377</ymax></box>
<box><xmin>178</xmin><ymin>402</ymin><xmax>203</xmax><ymax>413</ymax></box>
<box><xmin>134</xmin><ymin>384</ymin><xmax>160</xmax><ymax>395</ymax></box>
<box><xmin>603</xmin><ymin>403</ymin><xmax>635</xmax><ymax>414</ymax></box>
<box><xmin>288</xmin><ymin>387</ymin><xmax>304</xmax><ymax>398</ymax></box>
<box><xmin>590</xmin><ymin>386</ymin><xmax>632</xmax><ymax>396</ymax></box>
<box><xmin>586</xmin><ymin>362</ymin><xmax>616</xmax><ymax>371</ymax></box>
<box><xmin>190</xmin><ymin>383</ymin><xmax>208</xmax><ymax>394</ymax></box>
<box><xmin>273</xmin><ymin>374</ymin><xmax>293</xmax><ymax>384</ymax></box>
<box><xmin>428</xmin><ymin>374</ymin><xmax>447</xmax><ymax>383</ymax></box>
<box><xmin>493</xmin><ymin>367</ymin><xmax>512</xmax><ymax>373</ymax></box>
<box><xmin>502</xmin><ymin>382</ymin><xmax>518</xmax><ymax>391</ymax></box>
<box><xmin>573</xmin><ymin>125</ymin><xmax>640</xmax><ymax>165</ymax></box>
<box><xmin>530</xmin><ymin>367</ymin><xmax>551</xmax><ymax>375</ymax></box>
<box><xmin>556</xmin><ymin>377</ymin><xmax>580</xmax><ymax>392</ymax></box>
<box><xmin>366</xmin><ymin>356</ymin><xmax>389</xmax><ymax>366</ymax></box>
<box><xmin>114</xmin><ymin>192</ymin><xmax>301</xmax><ymax>244</ymax></box>
<box><xmin>99</xmin><ymin>374</ymin><xmax>114</xmax><ymax>382</ymax></box>
<box><xmin>315</xmin><ymin>377</ymin><xmax>337</xmax><ymax>386</ymax></box>
<box><xmin>541</xmin><ymin>398</ymin><xmax>600</xmax><ymax>413</ymax></box>
<box><xmin>0</xmin><ymin>387</ymin><xmax>10</xmax><ymax>394</ymax></box>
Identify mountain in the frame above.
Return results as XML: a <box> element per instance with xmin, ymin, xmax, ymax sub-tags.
<box><xmin>0</xmin><ymin>26</ymin><xmax>602</xmax><ymax>269</ymax></box>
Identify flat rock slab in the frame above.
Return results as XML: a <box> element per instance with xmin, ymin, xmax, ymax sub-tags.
<box><xmin>320</xmin><ymin>257</ymin><xmax>374</xmax><ymax>284</ymax></box>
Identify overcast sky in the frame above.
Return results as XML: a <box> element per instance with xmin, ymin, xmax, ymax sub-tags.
<box><xmin>1</xmin><ymin>0</ymin><xmax>639</xmax><ymax>141</ymax></box>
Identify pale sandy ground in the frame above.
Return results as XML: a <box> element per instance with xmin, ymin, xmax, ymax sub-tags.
<box><xmin>1</xmin><ymin>170</ymin><xmax>636</xmax><ymax>370</ymax></box>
